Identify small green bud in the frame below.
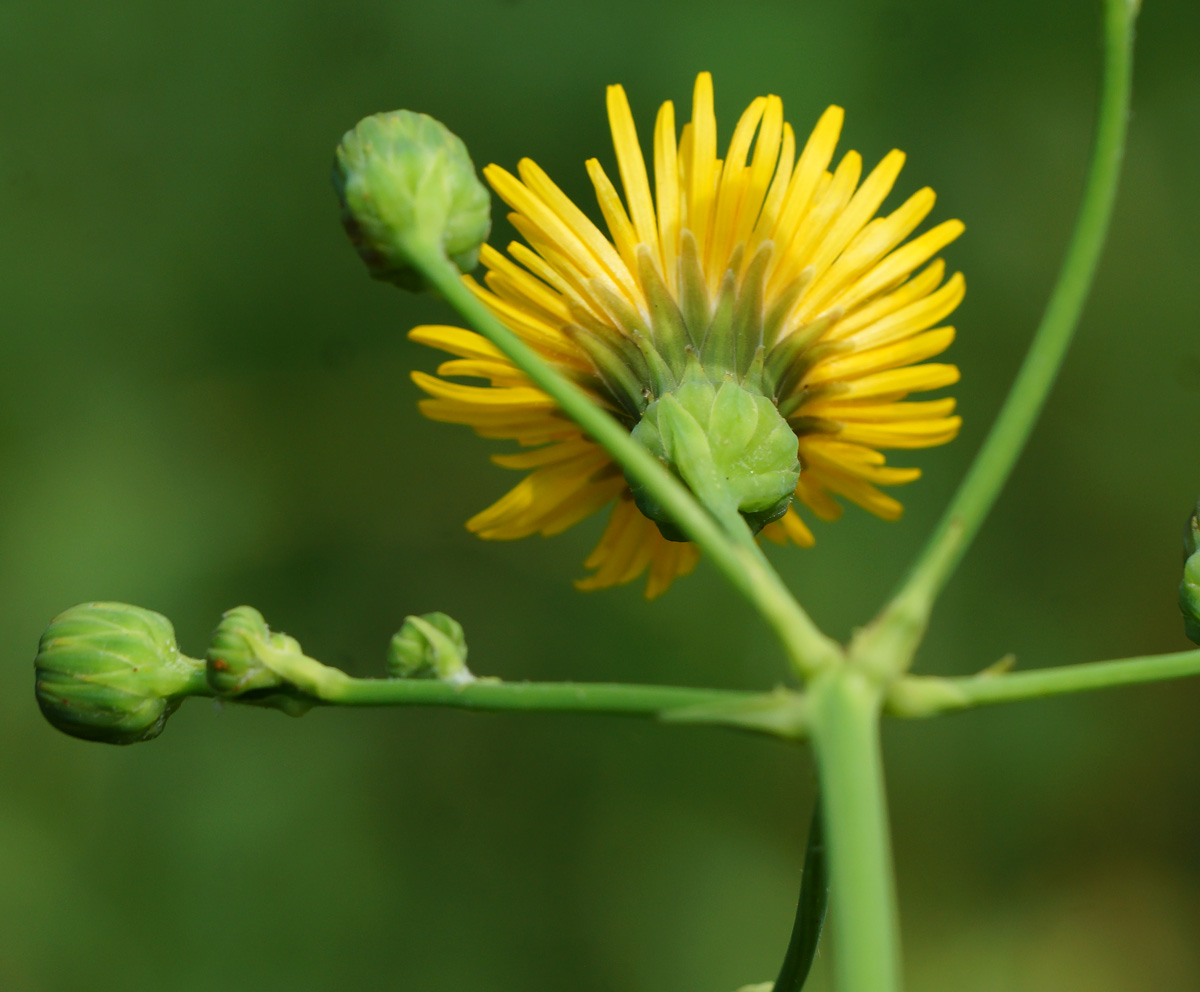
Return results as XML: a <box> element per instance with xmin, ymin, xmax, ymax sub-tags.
<box><xmin>207</xmin><ymin>606</ymin><xmax>292</xmax><ymax>696</ymax></box>
<box><xmin>34</xmin><ymin>602</ymin><xmax>206</xmax><ymax>745</ymax></box>
<box><xmin>629</xmin><ymin>377</ymin><xmax>800</xmax><ymax>540</ymax></box>
<box><xmin>207</xmin><ymin>606</ymin><xmax>320</xmax><ymax>715</ymax></box>
<box><xmin>333</xmin><ymin>110</ymin><xmax>491</xmax><ymax>290</ymax></box>
<box><xmin>1182</xmin><ymin>500</ymin><xmax>1200</xmax><ymax>645</ymax></box>
<box><xmin>388</xmin><ymin>612</ymin><xmax>472</xmax><ymax>683</ymax></box>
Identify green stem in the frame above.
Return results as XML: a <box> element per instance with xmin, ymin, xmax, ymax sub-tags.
<box><xmin>891</xmin><ymin>0</ymin><xmax>1137</xmax><ymax>614</ymax></box>
<box><xmin>323</xmin><ymin>674</ymin><xmax>755</xmax><ymax>717</ymax></box>
<box><xmin>418</xmin><ymin>254</ymin><xmax>840</xmax><ymax>678</ymax></box>
<box><xmin>886</xmin><ymin>648</ymin><xmax>1200</xmax><ymax>717</ymax></box>
<box><xmin>241</xmin><ymin>658</ymin><xmax>808</xmax><ymax>737</ymax></box>
<box><xmin>809</xmin><ymin>670</ymin><xmax>901</xmax><ymax>992</ymax></box>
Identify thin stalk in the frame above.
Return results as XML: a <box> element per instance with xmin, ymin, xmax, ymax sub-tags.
<box><xmin>891</xmin><ymin>0</ymin><xmax>1138</xmax><ymax>612</ymax></box>
<box><xmin>809</xmin><ymin>670</ymin><xmax>901</xmax><ymax>992</ymax></box>
<box><xmin>418</xmin><ymin>254</ymin><xmax>841</xmax><ymax>677</ymax></box>
<box><xmin>773</xmin><ymin>797</ymin><xmax>829</xmax><ymax>992</ymax></box>
<box><xmin>887</xmin><ymin>648</ymin><xmax>1200</xmax><ymax>717</ymax></box>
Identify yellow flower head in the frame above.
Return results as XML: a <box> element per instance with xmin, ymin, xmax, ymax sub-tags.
<box><xmin>411</xmin><ymin>73</ymin><xmax>964</xmax><ymax>599</ymax></box>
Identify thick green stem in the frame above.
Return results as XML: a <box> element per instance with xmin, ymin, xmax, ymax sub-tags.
<box><xmin>886</xmin><ymin>648</ymin><xmax>1200</xmax><ymax>717</ymax></box>
<box><xmin>418</xmin><ymin>254</ymin><xmax>840</xmax><ymax>678</ymax></box>
<box><xmin>809</xmin><ymin>670</ymin><xmax>902</xmax><ymax>992</ymax></box>
<box><xmin>891</xmin><ymin>0</ymin><xmax>1137</xmax><ymax>614</ymax></box>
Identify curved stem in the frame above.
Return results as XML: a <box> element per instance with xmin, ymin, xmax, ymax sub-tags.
<box><xmin>890</xmin><ymin>0</ymin><xmax>1138</xmax><ymax>616</ymax></box>
<box><xmin>418</xmin><ymin>255</ymin><xmax>841</xmax><ymax>678</ymax></box>
<box><xmin>773</xmin><ymin>797</ymin><xmax>829</xmax><ymax>992</ymax></box>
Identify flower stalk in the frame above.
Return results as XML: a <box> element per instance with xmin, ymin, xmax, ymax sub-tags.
<box><xmin>887</xmin><ymin>0</ymin><xmax>1138</xmax><ymax>621</ymax></box>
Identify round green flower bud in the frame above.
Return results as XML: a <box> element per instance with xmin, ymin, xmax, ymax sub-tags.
<box><xmin>388</xmin><ymin>612</ymin><xmax>471</xmax><ymax>683</ymax></box>
<box><xmin>333</xmin><ymin>110</ymin><xmax>491</xmax><ymax>290</ymax></box>
<box><xmin>1182</xmin><ymin>499</ymin><xmax>1200</xmax><ymax>645</ymax></box>
<box><xmin>34</xmin><ymin>602</ymin><xmax>206</xmax><ymax>745</ymax></box>
<box><xmin>629</xmin><ymin>377</ymin><xmax>800</xmax><ymax>541</ymax></box>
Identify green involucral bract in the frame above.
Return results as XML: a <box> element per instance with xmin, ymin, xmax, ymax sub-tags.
<box><xmin>630</xmin><ymin>375</ymin><xmax>800</xmax><ymax>541</ymax></box>
<box><xmin>1182</xmin><ymin>499</ymin><xmax>1200</xmax><ymax>645</ymax></box>
<box><xmin>34</xmin><ymin>602</ymin><xmax>205</xmax><ymax>745</ymax></box>
<box><xmin>333</xmin><ymin>110</ymin><xmax>491</xmax><ymax>290</ymax></box>
<box><xmin>388</xmin><ymin>612</ymin><xmax>472</xmax><ymax>683</ymax></box>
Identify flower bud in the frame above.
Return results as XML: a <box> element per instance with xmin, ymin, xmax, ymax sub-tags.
<box><xmin>388</xmin><ymin>612</ymin><xmax>472</xmax><ymax>683</ymax></box>
<box><xmin>206</xmin><ymin>606</ymin><xmax>318</xmax><ymax>715</ymax></box>
<box><xmin>34</xmin><ymin>602</ymin><xmax>206</xmax><ymax>745</ymax></box>
<box><xmin>629</xmin><ymin>377</ymin><xmax>801</xmax><ymax>540</ymax></box>
<box><xmin>333</xmin><ymin>110</ymin><xmax>491</xmax><ymax>290</ymax></box>
<box><xmin>1182</xmin><ymin>499</ymin><xmax>1200</xmax><ymax>645</ymax></box>
<box><xmin>206</xmin><ymin>606</ymin><xmax>292</xmax><ymax>694</ymax></box>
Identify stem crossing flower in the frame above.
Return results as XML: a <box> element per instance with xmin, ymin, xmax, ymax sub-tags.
<box><xmin>412</xmin><ymin>74</ymin><xmax>965</xmax><ymax>596</ymax></box>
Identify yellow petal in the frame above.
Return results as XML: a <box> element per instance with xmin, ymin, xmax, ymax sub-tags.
<box><xmin>685</xmin><ymin>72</ymin><xmax>719</xmax><ymax>258</ymax></box>
<box><xmin>606</xmin><ymin>85</ymin><xmax>661</xmax><ymax>260</ymax></box>
<box><xmin>835</xmin><ymin>363</ymin><xmax>960</xmax><ymax>400</ymax></box>
<box><xmin>491</xmin><ymin>437</ymin><xmax>602</xmax><ymax>469</ymax></box>
<box><xmin>836</xmin><ymin>416</ymin><xmax>963</xmax><ymax>449</ymax></box>
<box><xmin>586</xmin><ymin>157</ymin><xmax>641</xmax><ymax>279</ymax></box>
<box><xmin>768</xmin><ymin>105</ymin><xmax>844</xmax><ymax>286</ymax></box>
<box><xmin>800</xmin><ymin>186</ymin><xmax>938</xmax><ymax>319</ymax></box>
<box><xmin>436</xmin><ymin>359</ymin><xmax>529</xmax><ymax>386</ymax></box>
<box><xmin>411</xmin><ymin>371</ymin><xmax>555</xmax><ymax>408</ymax></box>
<box><xmin>654</xmin><ymin>100</ymin><xmax>681</xmax><ymax>280</ymax></box>
<box><xmin>409</xmin><ymin>325</ymin><xmax>505</xmax><ymax>361</ymax></box>
<box><xmin>795</xmin><ymin>474</ymin><xmax>843</xmax><ymax>521</ymax></box>
<box><xmin>805</xmin><ymin>327</ymin><xmax>956</xmax><ymax>385</ymax></box>
<box><xmin>830</xmin><ymin>219</ymin><xmax>965</xmax><ymax>313</ymax></box>
<box><xmin>841</xmin><ymin>273</ymin><xmax>965</xmax><ymax>351</ymax></box>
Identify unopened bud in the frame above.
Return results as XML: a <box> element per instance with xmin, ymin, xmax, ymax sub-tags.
<box><xmin>34</xmin><ymin>602</ymin><xmax>206</xmax><ymax>745</ymax></box>
<box><xmin>206</xmin><ymin>606</ymin><xmax>295</xmax><ymax>694</ymax></box>
<box><xmin>206</xmin><ymin>606</ymin><xmax>329</xmax><ymax>715</ymax></box>
<box><xmin>1182</xmin><ymin>499</ymin><xmax>1200</xmax><ymax>645</ymax></box>
<box><xmin>333</xmin><ymin>110</ymin><xmax>491</xmax><ymax>290</ymax></box>
<box><xmin>629</xmin><ymin>377</ymin><xmax>800</xmax><ymax>540</ymax></box>
<box><xmin>388</xmin><ymin>612</ymin><xmax>472</xmax><ymax>683</ymax></box>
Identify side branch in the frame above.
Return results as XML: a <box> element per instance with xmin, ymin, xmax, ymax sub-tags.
<box><xmin>885</xmin><ymin>648</ymin><xmax>1200</xmax><ymax>717</ymax></box>
<box><xmin>326</xmin><ymin>676</ymin><xmax>810</xmax><ymax>738</ymax></box>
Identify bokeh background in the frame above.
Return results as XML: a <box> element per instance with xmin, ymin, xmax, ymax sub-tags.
<box><xmin>2</xmin><ymin>0</ymin><xmax>1199</xmax><ymax>988</ymax></box>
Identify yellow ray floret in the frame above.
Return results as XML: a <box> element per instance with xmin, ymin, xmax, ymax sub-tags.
<box><xmin>410</xmin><ymin>73</ymin><xmax>965</xmax><ymax>598</ymax></box>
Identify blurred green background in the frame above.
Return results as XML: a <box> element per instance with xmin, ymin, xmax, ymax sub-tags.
<box><xmin>2</xmin><ymin>0</ymin><xmax>1199</xmax><ymax>988</ymax></box>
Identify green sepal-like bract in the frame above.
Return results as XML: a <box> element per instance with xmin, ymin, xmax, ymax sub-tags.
<box><xmin>34</xmin><ymin>602</ymin><xmax>207</xmax><ymax>745</ymax></box>
<box><xmin>1182</xmin><ymin>499</ymin><xmax>1200</xmax><ymax>645</ymax></box>
<box><xmin>388</xmin><ymin>612</ymin><xmax>472</xmax><ymax>684</ymax></box>
<box><xmin>629</xmin><ymin>376</ymin><xmax>800</xmax><ymax>540</ymax></box>
<box><xmin>333</xmin><ymin>110</ymin><xmax>491</xmax><ymax>290</ymax></box>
